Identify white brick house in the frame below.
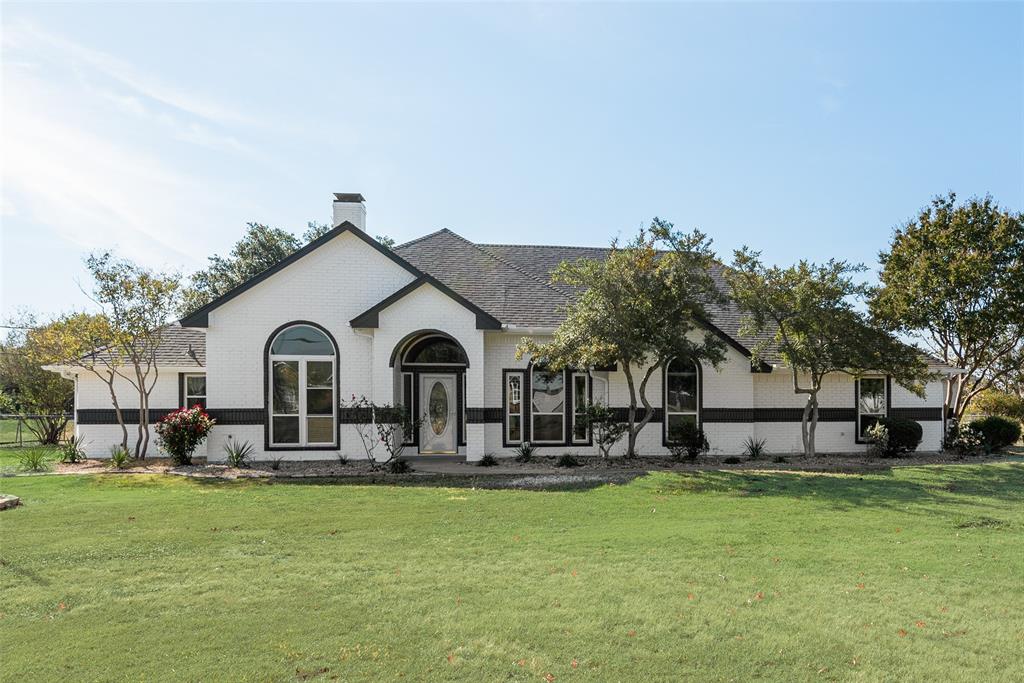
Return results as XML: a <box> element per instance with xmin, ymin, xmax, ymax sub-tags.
<box><xmin>51</xmin><ymin>194</ymin><xmax>955</xmax><ymax>461</ymax></box>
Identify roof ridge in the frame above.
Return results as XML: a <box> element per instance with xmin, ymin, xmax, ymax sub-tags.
<box><xmin>478</xmin><ymin>242</ymin><xmax>610</xmax><ymax>251</ymax></box>
<box><xmin>394</xmin><ymin>227</ymin><xmax>452</xmax><ymax>250</ymax></box>
<box><xmin>439</xmin><ymin>230</ymin><xmax>573</xmax><ymax>299</ymax></box>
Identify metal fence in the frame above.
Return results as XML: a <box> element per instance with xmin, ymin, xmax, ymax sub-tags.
<box><xmin>0</xmin><ymin>414</ymin><xmax>74</xmax><ymax>447</ymax></box>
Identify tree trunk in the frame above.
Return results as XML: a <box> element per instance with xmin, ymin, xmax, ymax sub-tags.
<box><xmin>800</xmin><ymin>391</ymin><xmax>819</xmax><ymax>458</ymax></box>
<box><xmin>102</xmin><ymin>373</ymin><xmax>129</xmax><ymax>450</ymax></box>
<box><xmin>621</xmin><ymin>361</ymin><xmax>659</xmax><ymax>458</ymax></box>
<box><xmin>623</xmin><ymin>362</ymin><xmax>639</xmax><ymax>458</ymax></box>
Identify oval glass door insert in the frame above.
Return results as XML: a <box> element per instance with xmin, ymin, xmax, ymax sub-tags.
<box><xmin>429</xmin><ymin>381</ymin><xmax>448</xmax><ymax>435</ymax></box>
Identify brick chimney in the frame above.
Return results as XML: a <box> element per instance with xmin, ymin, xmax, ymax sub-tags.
<box><xmin>332</xmin><ymin>193</ymin><xmax>366</xmax><ymax>231</ymax></box>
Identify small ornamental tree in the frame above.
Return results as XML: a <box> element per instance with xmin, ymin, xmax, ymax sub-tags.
<box><xmin>728</xmin><ymin>249</ymin><xmax>933</xmax><ymax>457</ymax></box>
<box><xmin>155</xmin><ymin>406</ymin><xmax>215</xmax><ymax>466</ymax></box>
<box><xmin>518</xmin><ymin>220</ymin><xmax>727</xmax><ymax>457</ymax></box>
<box><xmin>342</xmin><ymin>396</ymin><xmax>420</xmax><ymax>470</ymax></box>
<box><xmin>579</xmin><ymin>403</ymin><xmax>627</xmax><ymax>459</ymax></box>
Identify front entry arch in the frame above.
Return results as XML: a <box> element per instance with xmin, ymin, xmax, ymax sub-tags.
<box><xmin>392</xmin><ymin>331</ymin><xmax>468</xmax><ymax>454</ymax></box>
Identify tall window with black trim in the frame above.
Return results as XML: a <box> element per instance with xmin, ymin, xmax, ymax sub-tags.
<box><xmin>505</xmin><ymin>371</ymin><xmax>524</xmax><ymax>444</ymax></box>
<box><xmin>665</xmin><ymin>358</ymin><xmax>699</xmax><ymax>443</ymax></box>
<box><xmin>857</xmin><ymin>377</ymin><xmax>887</xmax><ymax>438</ymax></box>
<box><xmin>268</xmin><ymin>324</ymin><xmax>336</xmax><ymax>447</ymax></box>
<box><xmin>531</xmin><ymin>367</ymin><xmax>565</xmax><ymax>443</ymax></box>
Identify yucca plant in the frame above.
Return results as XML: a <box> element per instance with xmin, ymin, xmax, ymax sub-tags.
<box><xmin>742</xmin><ymin>436</ymin><xmax>767</xmax><ymax>459</ymax></box>
<box><xmin>58</xmin><ymin>435</ymin><xmax>88</xmax><ymax>464</ymax></box>
<box><xmin>108</xmin><ymin>445</ymin><xmax>132</xmax><ymax>470</ymax></box>
<box><xmin>514</xmin><ymin>441</ymin><xmax>536</xmax><ymax>463</ymax></box>
<box><xmin>18</xmin><ymin>448</ymin><xmax>51</xmax><ymax>472</ymax></box>
<box><xmin>222</xmin><ymin>438</ymin><xmax>254</xmax><ymax>468</ymax></box>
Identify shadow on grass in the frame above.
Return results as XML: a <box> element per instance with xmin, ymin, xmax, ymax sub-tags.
<box><xmin>641</xmin><ymin>462</ymin><xmax>1024</xmax><ymax>512</ymax></box>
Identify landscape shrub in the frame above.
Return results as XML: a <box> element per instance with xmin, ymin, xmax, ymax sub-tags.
<box><xmin>556</xmin><ymin>453</ymin><xmax>581</xmax><ymax>468</ymax></box>
<box><xmin>742</xmin><ymin>437</ymin><xmax>767</xmax><ymax>459</ymax></box>
<box><xmin>108</xmin><ymin>445</ymin><xmax>131</xmax><ymax>469</ymax></box>
<box><xmin>270</xmin><ymin>456</ymin><xmax>285</xmax><ymax>471</ymax></box>
<box><xmin>668</xmin><ymin>422</ymin><xmax>709</xmax><ymax>461</ymax></box>
<box><xmin>18</xmin><ymin>448</ymin><xmax>51</xmax><ymax>472</ymax></box>
<box><xmin>866</xmin><ymin>417</ymin><xmax>923</xmax><ymax>457</ymax></box>
<box><xmin>388</xmin><ymin>458</ymin><xmax>412</xmax><ymax>474</ymax></box>
<box><xmin>722</xmin><ymin>456</ymin><xmax>743</xmax><ymax>464</ymax></box>
<box><xmin>970</xmin><ymin>416</ymin><xmax>1022</xmax><ymax>452</ymax></box>
<box><xmin>948</xmin><ymin>424</ymin><xmax>986</xmax><ymax>457</ymax></box>
<box><xmin>877</xmin><ymin>417</ymin><xmax>923</xmax><ymax>455</ymax></box>
<box><xmin>864</xmin><ymin>422</ymin><xmax>890</xmax><ymax>457</ymax></box>
<box><xmin>223</xmin><ymin>438</ymin><xmax>254</xmax><ymax>468</ymax></box>
<box><xmin>772</xmin><ymin>455</ymin><xmax>788</xmax><ymax>463</ymax></box>
<box><xmin>514</xmin><ymin>442</ymin><xmax>536</xmax><ymax>463</ymax></box>
<box><xmin>58</xmin><ymin>435</ymin><xmax>87</xmax><ymax>464</ymax></box>
<box><xmin>477</xmin><ymin>454</ymin><xmax>499</xmax><ymax>467</ymax></box>
<box><xmin>155</xmin><ymin>406</ymin><xmax>215</xmax><ymax>466</ymax></box>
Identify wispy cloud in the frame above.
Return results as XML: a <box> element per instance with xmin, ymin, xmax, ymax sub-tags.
<box><xmin>1</xmin><ymin>21</ymin><xmax>262</xmax><ymax>271</ymax></box>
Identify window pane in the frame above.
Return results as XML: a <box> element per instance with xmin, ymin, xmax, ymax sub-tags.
<box><xmin>574</xmin><ymin>375</ymin><xmax>588</xmax><ymax>411</ymax></box>
<box><xmin>532</xmin><ymin>370</ymin><xmax>564</xmax><ymax>413</ymax></box>
<box><xmin>272</xmin><ymin>416</ymin><xmax>299</xmax><ymax>444</ymax></box>
<box><xmin>533</xmin><ymin>414</ymin><xmax>564</xmax><ymax>442</ymax></box>
<box><xmin>186</xmin><ymin>375</ymin><xmax>206</xmax><ymax>396</ymax></box>
<box><xmin>271</xmin><ymin>325</ymin><xmax>333</xmax><ymax>355</ymax></box>
<box><xmin>273</xmin><ymin>361</ymin><xmax>299</xmax><ymax>414</ymax></box>
<box><xmin>667</xmin><ymin>414</ymin><xmax>697</xmax><ymax>442</ymax></box>
<box><xmin>307</xmin><ymin>416</ymin><xmax>334</xmax><ymax>443</ymax></box>
<box><xmin>859</xmin><ymin>378</ymin><xmax>886</xmax><ymax>414</ymax></box>
<box><xmin>307</xmin><ymin>361</ymin><xmax>333</xmax><ymax>388</ymax></box>
<box><xmin>406</xmin><ymin>338</ymin><xmax>467</xmax><ymax>365</ymax></box>
<box><xmin>667</xmin><ymin>372</ymin><xmax>697</xmax><ymax>412</ymax></box>
<box><xmin>507</xmin><ymin>375</ymin><xmax>521</xmax><ymax>412</ymax></box>
<box><xmin>307</xmin><ymin>388</ymin><xmax>333</xmax><ymax>415</ymax></box>
<box><xmin>508</xmin><ymin>415</ymin><xmax>521</xmax><ymax>442</ymax></box>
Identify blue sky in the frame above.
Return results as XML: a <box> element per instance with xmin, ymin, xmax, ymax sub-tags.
<box><xmin>2</xmin><ymin>2</ymin><xmax>1021</xmax><ymax>318</ymax></box>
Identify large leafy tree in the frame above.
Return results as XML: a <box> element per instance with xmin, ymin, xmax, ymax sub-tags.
<box><xmin>728</xmin><ymin>250</ymin><xmax>932</xmax><ymax>457</ymax></box>
<box><xmin>517</xmin><ymin>220</ymin><xmax>728</xmax><ymax>457</ymax></box>
<box><xmin>0</xmin><ymin>313</ymin><xmax>74</xmax><ymax>444</ymax></box>
<box><xmin>870</xmin><ymin>193</ymin><xmax>1024</xmax><ymax>421</ymax></box>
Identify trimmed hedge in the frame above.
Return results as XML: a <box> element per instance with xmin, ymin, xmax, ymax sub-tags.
<box><xmin>969</xmin><ymin>416</ymin><xmax>1022</xmax><ymax>452</ymax></box>
<box><xmin>876</xmin><ymin>416</ymin><xmax>923</xmax><ymax>456</ymax></box>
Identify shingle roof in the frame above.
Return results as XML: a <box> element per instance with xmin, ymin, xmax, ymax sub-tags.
<box><xmin>394</xmin><ymin>230</ymin><xmax>571</xmax><ymax>328</ymax></box>
<box><xmin>79</xmin><ymin>324</ymin><xmax>206</xmax><ymax>368</ymax></box>
<box><xmin>169</xmin><ymin>226</ymin><xmax>775</xmax><ymax>366</ymax></box>
<box><xmin>482</xmin><ymin>243</ymin><xmax>780</xmax><ymax>361</ymax></box>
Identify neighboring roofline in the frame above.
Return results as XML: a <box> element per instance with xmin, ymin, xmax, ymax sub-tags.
<box><xmin>179</xmin><ymin>222</ymin><xmax>422</xmax><ymax>328</ymax></box>
<box><xmin>350</xmin><ymin>276</ymin><xmax>503</xmax><ymax>330</ymax></box>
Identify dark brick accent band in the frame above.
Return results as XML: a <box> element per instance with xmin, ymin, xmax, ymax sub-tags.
<box><xmin>890</xmin><ymin>407</ymin><xmax>943</xmax><ymax>421</ymax></box>
<box><xmin>703</xmin><ymin>408</ymin><xmax>754</xmax><ymax>423</ymax></box>
<box><xmin>76</xmin><ymin>409</ymin><xmax>178</xmax><ymax>425</ymax></box>
<box><xmin>466</xmin><ymin>407</ymin><xmax>502</xmax><ymax>424</ymax></box>
<box><xmin>206</xmin><ymin>409</ymin><xmax>264</xmax><ymax>425</ymax></box>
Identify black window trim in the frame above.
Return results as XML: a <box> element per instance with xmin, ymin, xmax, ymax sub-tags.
<box><xmin>663</xmin><ymin>358</ymin><xmax>703</xmax><ymax>447</ymax></box>
<box><xmin>263</xmin><ymin>321</ymin><xmax>341</xmax><ymax>452</ymax></box>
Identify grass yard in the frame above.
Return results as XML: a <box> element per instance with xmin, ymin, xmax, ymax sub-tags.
<box><xmin>1</xmin><ymin>462</ymin><xmax>1022</xmax><ymax>681</ymax></box>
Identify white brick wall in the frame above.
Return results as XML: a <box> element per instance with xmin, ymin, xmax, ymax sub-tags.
<box><xmin>65</xmin><ymin>227</ymin><xmax>948</xmax><ymax>460</ymax></box>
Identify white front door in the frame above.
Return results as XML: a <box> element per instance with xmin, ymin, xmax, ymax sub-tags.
<box><xmin>419</xmin><ymin>374</ymin><xmax>457</xmax><ymax>454</ymax></box>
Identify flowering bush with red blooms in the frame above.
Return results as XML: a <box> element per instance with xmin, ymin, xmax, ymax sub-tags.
<box><xmin>155</xmin><ymin>405</ymin><xmax>215</xmax><ymax>466</ymax></box>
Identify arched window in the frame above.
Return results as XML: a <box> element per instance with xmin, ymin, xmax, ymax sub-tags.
<box><xmin>268</xmin><ymin>324</ymin><xmax>336</xmax><ymax>447</ymax></box>
<box><xmin>402</xmin><ymin>336</ymin><xmax>468</xmax><ymax>366</ymax></box>
<box><xmin>665</xmin><ymin>358</ymin><xmax>700</xmax><ymax>443</ymax></box>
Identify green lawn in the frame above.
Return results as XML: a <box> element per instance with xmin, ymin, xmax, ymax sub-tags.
<box><xmin>2</xmin><ymin>463</ymin><xmax>1022</xmax><ymax>681</ymax></box>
